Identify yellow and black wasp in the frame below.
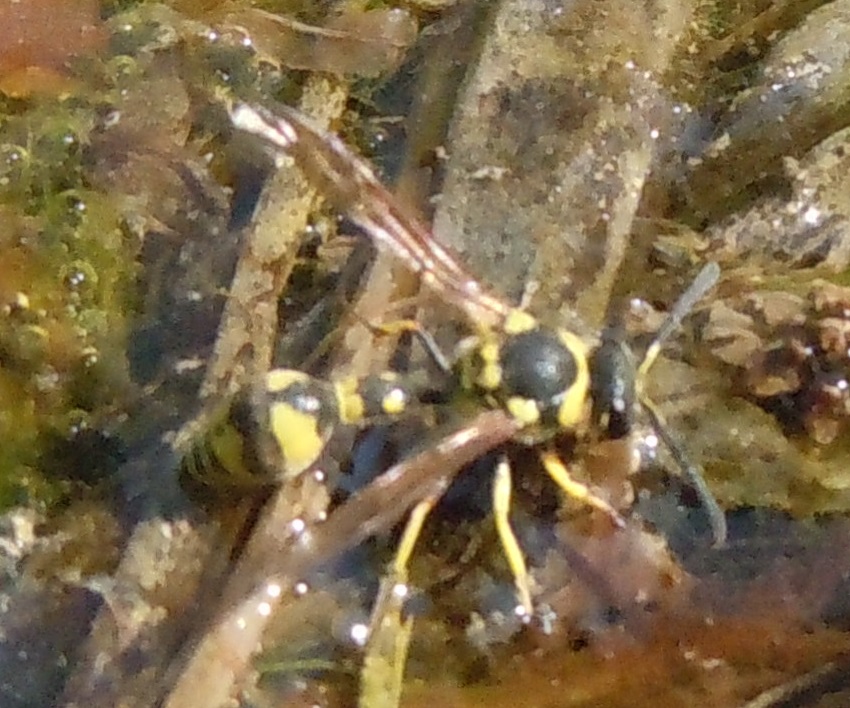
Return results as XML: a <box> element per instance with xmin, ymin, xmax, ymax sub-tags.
<box><xmin>182</xmin><ymin>100</ymin><xmax>726</xmax><ymax>619</ymax></box>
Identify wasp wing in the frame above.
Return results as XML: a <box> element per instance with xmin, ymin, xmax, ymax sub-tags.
<box><xmin>231</xmin><ymin>102</ymin><xmax>512</xmax><ymax>328</ymax></box>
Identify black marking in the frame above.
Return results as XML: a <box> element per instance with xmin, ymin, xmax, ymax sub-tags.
<box><xmin>590</xmin><ymin>324</ymin><xmax>637</xmax><ymax>440</ymax></box>
<box><xmin>357</xmin><ymin>374</ymin><xmax>413</xmax><ymax>418</ymax></box>
<box><xmin>500</xmin><ymin>330</ymin><xmax>579</xmax><ymax>417</ymax></box>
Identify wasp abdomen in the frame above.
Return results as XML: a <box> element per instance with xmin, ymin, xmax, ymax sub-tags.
<box><xmin>180</xmin><ymin>369</ymin><xmax>419</xmax><ymax>500</ymax></box>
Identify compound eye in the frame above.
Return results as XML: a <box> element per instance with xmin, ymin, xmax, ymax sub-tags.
<box><xmin>500</xmin><ymin>330</ymin><xmax>578</xmax><ymax>411</ymax></box>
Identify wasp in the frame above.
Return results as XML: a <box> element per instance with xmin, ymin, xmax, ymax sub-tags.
<box><xmin>188</xmin><ymin>101</ymin><xmax>726</xmax><ymax>618</ymax></box>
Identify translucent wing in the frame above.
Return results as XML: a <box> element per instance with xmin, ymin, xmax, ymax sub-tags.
<box><xmin>231</xmin><ymin>102</ymin><xmax>512</xmax><ymax>329</ymax></box>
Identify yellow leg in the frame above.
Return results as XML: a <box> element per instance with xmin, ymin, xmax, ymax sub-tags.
<box><xmin>362</xmin><ymin>502</ymin><xmax>428</xmax><ymax>708</ymax></box>
<box><xmin>366</xmin><ymin>317</ymin><xmax>421</xmax><ymax>338</ymax></box>
<box><xmin>392</xmin><ymin>496</ymin><xmax>436</xmax><ymax>578</ymax></box>
<box><xmin>366</xmin><ymin>497</ymin><xmax>435</xmax><ymax>644</ymax></box>
<box><xmin>363</xmin><ymin>318</ymin><xmax>451</xmax><ymax>374</ymax></box>
<box><xmin>365</xmin><ymin>496</ymin><xmax>435</xmax><ymax>637</ymax></box>
<box><xmin>540</xmin><ymin>450</ymin><xmax>626</xmax><ymax>529</ymax></box>
<box><xmin>492</xmin><ymin>458</ymin><xmax>533</xmax><ymax>619</ymax></box>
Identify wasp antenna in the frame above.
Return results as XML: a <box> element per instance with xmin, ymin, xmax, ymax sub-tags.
<box><xmin>641</xmin><ymin>262</ymin><xmax>720</xmax><ymax>376</ymax></box>
<box><xmin>640</xmin><ymin>395</ymin><xmax>727</xmax><ymax>547</ymax></box>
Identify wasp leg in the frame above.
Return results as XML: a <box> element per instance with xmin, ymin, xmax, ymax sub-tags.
<box><xmin>361</xmin><ymin>502</ymin><xmax>428</xmax><ymax>708</ymax></box>
<box><xmin>392</xmin><ymin>496</ymin><xmax>436</xmax><ymax>577</ymax></box>
<box><xmin>367</xmin><ymin>496</ymin><xmax>435</xmax><ymax>640</ymax></box>
<box><xmin>539</xmin><ymin>450</ymin><xmax>626</xmax><ymax>529</ymax></box>
<box><xmin>492</xmin><ymin>458</ymin><xmax>534</xmax><ymax>619</ymax></box>
<box><xmin>360</xmin><ymin>577</ymin><xmax>413</xmax><ymax>708</ymax></box>
<box><xmin>364</xmin><ymin>318</ymin><xmax>453</xmax><ymax>375</ymax></box>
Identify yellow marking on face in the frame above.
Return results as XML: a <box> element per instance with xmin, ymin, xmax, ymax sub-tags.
<box><xmin>555</xmin><ymin>329</ymin><xmax>590</xmax><ymax>429</ymax></box>
<box><xmin>503</xmin><ymin>310</ymin><xmax>537</xmax><ymax>335</ymax></box>
<box><xmin>506</xmin><ymin>396</ymin><xmax>540</xmax><ymax>426</ymax></box>
<box><xmin>268</xmin><ymin>401</ymin><xmax>326</xmax><ymax>478</ymax></box>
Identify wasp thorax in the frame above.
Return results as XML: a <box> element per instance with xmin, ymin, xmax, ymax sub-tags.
<box><xmin>501</xmin><ymin>329</ymin><xmax>577</xmax><ymax>404</ymax></box>
<box><xmin>473</xmin><ymin>326</ymin><xmax>590</xmax><ymax>430</ymax></box>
